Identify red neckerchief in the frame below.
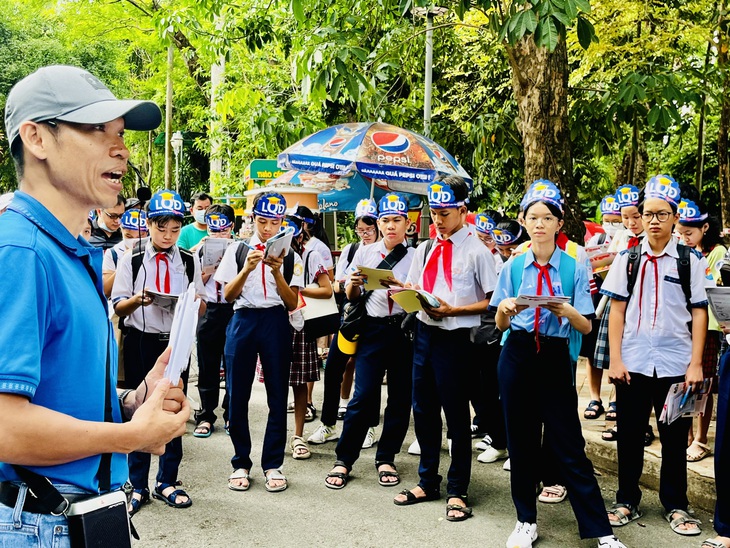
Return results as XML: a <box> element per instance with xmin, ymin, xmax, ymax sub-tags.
<box><xmin>637</xmin><ymin>254</ymin><xmax>660</xmax><ymax>331</ymax></box>
<box><xmin>423</xmin><ymin>238</ymin><xmax>453</xmax><ymax>292</ymax></box>
<box><xmin>532</xmin><ymin>261</ymin><xmax>556</xmax><ymax>353</ymax></box>
<box><xmin>256</xmin><ymin>243</ymin><xmax>267</xmax><ymax>299</ymax></box>
<box><xmin>155</xmin><ymin>252</ymin><xmax>170</xmax><ymax>293</ymax></box>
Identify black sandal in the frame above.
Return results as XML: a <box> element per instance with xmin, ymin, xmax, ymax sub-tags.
<box><xmin>584</xmin><ymin>400</ymin><xmax>604</xmax><ymax>420</ymax></box>
<box><xmin>375</xmin><ymin>461</ymin><xmax>400</xmax><ymax>487</ymax></box>
<box><xmin>152</xmin><ymin>483</ymin><xmax>192</xmax><ymax>509</ymax></box>
<box><xmin>127</xmin><ymin>488</ymin><xmax>149</xmax><ymax>517</ymax></box>
<box><xmin>602</xmin><ymin>427</ymin><xmax>618</xmax><ymax>442</ymax></box>
<box><xmin>393</xmin><ymin>486</ymin><xmax>440</xmax><ymax>506</ymax></box>
<box><xmin>644</xmin><ymin>425</ymin><xmax>655</xmax><ymax>446</ymax></box>
<box><xmin>606</xmin><ymin>401</ymin><xmax>618</xmax><ymax>421</ymax></box>
<box><xmin>446</xmin><ymin>495</ymin><xmax>473</xmax><ymax>522</ymax></box>
<box><xmin>325</xmin><ymin>460</ymin><xmax>351</xmax><ymax>490</ymax></box>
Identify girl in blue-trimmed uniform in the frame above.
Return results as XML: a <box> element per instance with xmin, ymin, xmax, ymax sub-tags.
<box><xmin>490</xmin><ymin>180</ymin><xmax>625</xmax><ymax>548</ymax></box>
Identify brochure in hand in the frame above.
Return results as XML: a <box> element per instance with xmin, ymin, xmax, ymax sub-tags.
<box><xmin>514</xmin><ymin>295</ymin><xmax>570</xmax><ymax>308</ymax></box>
<box><xmin>264</xmin><ymin>227</ymin><xmax>295</xmax><ymax>259</ymax></box>
<box><xmin>356</xmin><ymin>265</ymin><xmax>396</xmax><ymax>290</ymax></box>
<box><xmin>659</xmin><ymin>378</ymin><xmax>713</xmax><ymax>425</ymax></box>
<box><xmin>707</xmin><ymin>287</ymin><xmax>730</xmax><ymax>328</ymax></box>
<box><xmin>165</xmin><ymin>283</ymin><xmax>202</xmax><ymax>385</ymax></box>
<box><xmin>389</xmin><ymin>289</ymin><xmax>440</xmax><ymax>313</ymax></box>
<box><xmin>144</xmin><ymin>289</ymin><xmax>178</xmax><ymax>313</ymax></box>
<box><xmin>202</xmin><ymin>238</ymin><xmax>234</xmax><ymax>268</ymax></box>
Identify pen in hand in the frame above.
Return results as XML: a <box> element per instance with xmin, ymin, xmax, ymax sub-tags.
<box><xmin>679</xmin><ymin>385</ymin><xmax>693</xmax><ymax>409</ymax></box>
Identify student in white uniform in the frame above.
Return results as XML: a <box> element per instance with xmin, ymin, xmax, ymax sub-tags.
<box><xmin>395</xmin><ymin>176</ymin><xmax>497</xmax><ymax>522</ymax></box>
<box><xmin>215</xmin><ymin>192</ymin><xmax>304</xmax><ymax>493</ymax></box>
<box><xmin>112</xmin><ymin>189</ymin><xmax>207</xmax><ymax>516</ymax></box>
<box><xmin>324</xmin><ymin>193</ymin><xmax>415</xmax><ymax>489</ymax></box>
<box><xmin>601</xmin><ymin>175</ymin><xmax>708</xmax><ymax>537</ymax></box>
<box><xmin>102</xmin><ymin>209</ymin><xmax>149</xmax><ymax>297</ymax></box>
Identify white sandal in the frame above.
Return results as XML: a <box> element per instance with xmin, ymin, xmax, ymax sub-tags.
<box><xmin>290</xmin><ymin>435</ymin><xmax>312</xmax><ymax>460</ymax></box>
<box><xmin>228</xmin><ymin>468</ymin><xmax>250</xmax><ymax>491</ymax></box>
<box><xmin>538</xmin><ymin>484</ymin><xmax>567</xmax><ymax>504</ymax></box>
<box><xmin>264</xmin><ymin>469</ymin><xmax>288</xmax><ymax>492</ymax></box>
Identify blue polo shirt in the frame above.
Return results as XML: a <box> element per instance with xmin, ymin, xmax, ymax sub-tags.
<box><xmin>489</xmin><ymin>247</ymin><xmax>595</xmax><ymax>338</ymax></box>
<box><xmin>0</xmin><ymin>192</ymin><xmax>126</xmax><ymax>493</ymax></box>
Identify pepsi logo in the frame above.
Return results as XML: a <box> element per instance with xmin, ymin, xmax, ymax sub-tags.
<box><xmin>432</xmin><ymin>147</ymin><xmax>446</xmax><ymax>161</ymax></box>
<box><xmin>371</xmin><ymin>132</ymin><xmax>410</xmax><ymax>154</ymax></box>
<box><xmin>328</xmin><ymin>136</ymin><xmax>347</xmax><ymax>148</ymax></box>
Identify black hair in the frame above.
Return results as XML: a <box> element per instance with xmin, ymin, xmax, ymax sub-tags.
<box><xmin>679</xmin><ymin>205</ymin><xmax>724</xmax><ymax>251</ymax></box>
<box><xmin>114</xmin><ymin>194</ymin><xmax>125</xmax><ymax>207</ymax></box>
<box><xmin>496</xmin><ymin>219</ymin><xmax>529</xmax><ymax>247</ymax></box>
<box><xmin>206</xmin><ymin>203</ymin><xmax>235</xmax><ymax>221</ymax></box>
<box><xmin>190</xmin><ymin>191</ymin><xmax>213</xmax><ymax>207</ymax></box>
<box><xmin>434</xmin><ymin>174</ymin><xmax>470</xmax><ymax>204</ymax></box>
<box><xmin>638</xmin><ymin>198</ymin><xmax>678</xmax><ymax>214</ymax></box>
<box><xmin>482</xmin><ymin>209</ymin><xmax>503</xmax><ymax>224</ymax></box>
<box><xmin>296</xmin><ymin>205</ymin><xmax>331</xmax><ymax>247</ymax></box>
<box><xmin>146</xmin><ymin>214</ymin><xmax>183</xmax><ymax>228</ymax></box>
<box><xmin>354</xmin><ymin>215</ymin><xmax>377</xmax><ymax>228</ymax></box>
<box><xmin>523</xmin><ymin>200</ymin><xmax>564</xmax><ymax>220</ymax></box>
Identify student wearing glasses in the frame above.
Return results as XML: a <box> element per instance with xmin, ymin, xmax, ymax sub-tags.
<box><xmin>601</xmin><ymin>175</ymin><xmax>708</xmax><ymax>537</ymax></box>
<box><xmin>89</xmin><ymin>193</ymin><xmax>125</xmax><ymax>250</ymax></box>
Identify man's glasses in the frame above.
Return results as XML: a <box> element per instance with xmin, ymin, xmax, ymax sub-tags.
<box><xmin>641</xmin><ymin>211</ymin><xmax>672</xmax><ymax>222</ymax></box>
<box><xmin>103</xmin><ymin>210</ymin><xmax>124</xmax><ymax>221</ymax></box>
<box><xmin>355</xmin><ymin>228</ymin><xmax>376</xmax><ymax>236</ymax></box>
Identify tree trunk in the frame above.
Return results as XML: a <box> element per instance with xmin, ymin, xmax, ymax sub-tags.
<box><xmin>719</xmin><ymin>4</ymin><xmax>730</xmax><ymax>227</ymax></box>
<box><xmin>505</xmin><ymin>36</ymin><xmax>582</xmax><ymax>242</ymax></box>
<box><xmin>615</xmin><ymin>132</ymin><xmax>648</xmax><ymax>188</ymax></box>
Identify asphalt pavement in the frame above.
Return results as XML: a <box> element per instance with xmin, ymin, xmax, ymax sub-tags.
<box><xmin>130</xmin><ymin>377</ymin><xmax>714</xmax><ymax>548</ymax></box>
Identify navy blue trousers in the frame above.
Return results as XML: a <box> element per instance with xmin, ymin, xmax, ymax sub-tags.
<box><xmin>335</xmin><ymin>316</ymin><xmax>413</xmax><ymax>467</ymax></box>
<box><xmin>224</xmin><ymin>306</ymin><xmax>291</xmax><ymax>473</ymax></box>
<box><xmin>321</xmin><ymin>331</ymin><xmax>350</xmax><ymax>426</ymax></box>
<box><xmin>124</xmin><ymin>328</ymin><xmax>186</xmax><ymax>489</ymax></box>
<box><xmin>615</xmin><ymin>372</ymin><xmax>690</xmax><ymax>512</ymax></box>
<box><xmin>412</xmin><ymin>321</ymin><xmax>473</xmax><ymax>498</ymax></box>
<box><xmin>499</xmin><ymin>330</ymin><xmax>611</xmax><ymax>539</ymax></box>
<box><xmin>471</xmin><ymin>340</ymin><xmax>507</xmax><ymax>449</ymax></box>
<box><xmin>715</xmin><ymin>350</ymin><xmax>730</xmax><ymax>536</ymax></box>
<box><xmin>195</xmin><ymin>302</ymin><xmax>233</xmax><ymax>425</ymax></box>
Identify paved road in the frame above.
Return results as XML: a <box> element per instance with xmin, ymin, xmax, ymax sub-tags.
<box><xmin>131</xmin><ymin>381</ymin><xmax>713</xmax><ymax>547</ymax></box>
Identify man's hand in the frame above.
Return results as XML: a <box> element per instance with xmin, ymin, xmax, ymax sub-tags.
<box><xmin>608</xmin><ymin>358</ymin><xmax>631</xmax><ymax>386</ymax></box>
<box><xmin>242</xmin><ymin>249</ymin><xmax>264</xmax><ymax>274</ymax></box>
<box><xmin>128</xmin><ymin>378</ymin><xmax>189</xmax><ymax>455</ymax></box>
<box><xmin>134</xmin><ymin>348</ymin><xmax>185</xmax><ymax>414</ymax></box>
<box><xmin>423</xmin><ymin>296</ymin><xmax>453</xmax><ymax>320</ymax></box>
<box><xmin>136</xmin><ymin>289</ymin><xmax>154</xmax><ymax>307</ymax></box>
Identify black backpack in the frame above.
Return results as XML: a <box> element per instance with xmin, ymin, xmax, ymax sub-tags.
<box><xmin>130</xmin><ymin>243</ymin><xmax>195</xmax><ymax>286</ymax></box>
<box><xmin>234</xmin><ymin>240</ymin><xmax>295</xmax><ymax>285</ymax></box>
<box><xmin>625</xmin><ymin>244</ymin><xmax>692</xmax><ymax>307</ymax></box>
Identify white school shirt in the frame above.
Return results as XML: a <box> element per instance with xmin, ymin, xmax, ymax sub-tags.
<box><xmin>111</xmin><ymin>242</ymin><xmax>206</xmax><ymax>333</ymax></box>
<box><xmin>102</xmin><ymin>240</ymin><xmax>128</xmax><ymax>273</ymax></box>
<box><xmin>291</xmin><ymin>248</ymin><xmax>328</xmax><ymax>331</ymax></box>
<box><xmin>600</xmin><ymin>238</ymin><xmax>709</xmax><ymax>378</ymax></box>
<box><xmin>350</xmin><ymin>240</ymin><xmax>415</xmax><ymax>318</ymax></box>
<box><xmin>214</xmin><ymin>235</ymin><xmax>305</xmax><ymax>310</ymax></box>
<box><xmin>406</xmin><ymin>225</ymin><xmax>497</xmax><ymax>330</ymax></box>
<box><xmin>335</xmin><ymin>241</ymin><xmax>365</xmax><ymax>283</ymax></box>
<box><xmin>306</xmin><ymin>236</ymin><xmax>334</xmax><ymax>271</ymax></box>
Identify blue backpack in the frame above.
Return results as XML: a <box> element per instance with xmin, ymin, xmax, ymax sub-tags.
<box><xmin>503</xmin><ymin>250</ymin><xmax>582</xmax><ymax>365</ymax></box>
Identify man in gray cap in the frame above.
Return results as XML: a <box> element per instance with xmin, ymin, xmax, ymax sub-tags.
<box><xmin>0</xmin><ymin>65</ymin><xmax>189</xmax><ymax>546</ymax></box>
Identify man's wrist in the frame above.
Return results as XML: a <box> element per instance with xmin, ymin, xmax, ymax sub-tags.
<box><xmin>118</xmin><ymin>389</ymin><xmax>134</xmax><ymax>422</ymax></box>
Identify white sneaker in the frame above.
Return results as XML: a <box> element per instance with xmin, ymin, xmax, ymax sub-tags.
<box><xmin>506</xmin><ymin>521</ymin><xmax>537</xmax><ymax>548</ymax></box>
<box><xmin>307</xmin><ymin>423</ymin><xmax>339</xmax><ymax>444</ymax></box>
<box><xmin>475</xmin><ymin>435</ymin><xmax>493</xmax><ymax>451</ymax></box>
<box><xmin>362</xmin><ymin>427</ymin><xmax>377</xmax><ymax>449</ymax></box>
<box><xmin>477</xmin><ymin>446</ymin><xmax>509</xmax><ymax>463</ymax></box>
<box><xmin>597</xmin><ymin>535</ymin><xmax>626</xmax><ymax>548</ymax></box>
<box><xmin>503</xmin><ymin>458</ymin><xmax>511</xmax><ymax>471</ymax></box>
<box><xmin>407</xmin><ymin>439</ymin><xmax>421</xmax><ymax>455</ymax></box>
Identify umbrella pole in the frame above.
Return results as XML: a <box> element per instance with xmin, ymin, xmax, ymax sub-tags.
<box><xmin>369</xmin><ymin>179</ymin><xmax>375</xmax><ymax>200</ymax></box>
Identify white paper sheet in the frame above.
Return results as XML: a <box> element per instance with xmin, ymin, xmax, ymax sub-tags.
<box><xmin>265</xmin><ymin>227</ymin><xmax>295</xmax><ymax>259</ymax></box>
<box><xmin>514</xmin><ymin>294</ymin><xmax>570</xmax><ymax>308</ymax></box>
<box><xmin>165</xmin><ymin>283</ymin><xmax>201</xmax><ymax>385</ymax></box>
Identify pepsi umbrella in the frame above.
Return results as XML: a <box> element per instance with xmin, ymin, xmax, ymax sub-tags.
<box><xmin>267</xmin><ymin>170</ymin><xmax>422</xmax><ymax>213</ymax></box>
<box><xmin>277</xmin><ymin>122</ymin><xmax>472</xmax><ymax>195</ymax></box>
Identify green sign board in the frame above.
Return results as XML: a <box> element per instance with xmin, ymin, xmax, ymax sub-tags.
<box><xmin>245</xmin><ymin>159</ymin><xmax>287</xmax><ymax>181</ymax></box>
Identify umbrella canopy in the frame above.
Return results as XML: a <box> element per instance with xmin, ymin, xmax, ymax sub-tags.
<box><xmin>277</xmin><ymin>122</ymin><xmax>472</xmax><ymax>194</ymax></box>
<box><xmin>268</xmin><ymin>170</ymin><xmax>421</xmax><ymax>213</ymax></box>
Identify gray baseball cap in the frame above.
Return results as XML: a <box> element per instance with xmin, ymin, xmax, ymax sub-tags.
<box><xmin>4</xmin><ymin>65</ymin><xmax>162</xmax><ymax>149</ymax></box>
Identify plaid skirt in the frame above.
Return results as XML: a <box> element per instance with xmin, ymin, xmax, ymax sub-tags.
<box><xmin>703</xmin><ymin>330</ymin><xmax>721</xmax><ymax>393</ymax></box>
<box><xmin>593</xmin><ymin>300</ymin><xmax>611</xmax><ymax>370</ymax></box>
<box><xmin>254</xmin><ymin>327</ymin><xmax>322</xmax><ymax>386</ymax></box>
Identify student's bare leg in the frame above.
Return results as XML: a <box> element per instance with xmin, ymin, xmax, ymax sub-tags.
<box><xmin>306</xmin><ymin>381</ymin><xmax>315</xmax><ymax>406</ymax></box>
<box><xmin>293</xmin><ymin>385</ymin><xmax>307</xmax><ymax>438</ymax></box>
<box><xmin>586</xmin><ymin>361</ymin><xmax>603</xmax><ymax>404</ymax></box>
<box><xmin>341</xmin><ymin>359</ymin><xmax>355</xmax><ymax>400</ymax></box>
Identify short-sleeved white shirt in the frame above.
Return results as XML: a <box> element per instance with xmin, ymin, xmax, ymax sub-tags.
<box><xmin>350</xmin><ymin>240</ymin><xmax>415</xmax><ymax>318</ymax></box>
<box><xmin>214</xmin><ymin>235</ymin><xmax>304</xmax><ymax>310</ymax></box>
<box><xmin>111</xmin><ymin>242</ymin><xmax>207</xmax><ymax>333</ymax></box>
<box><xmin>406</xmin><ymin>225</ymin><xmax>497</xmax><ymax>330</ymax></box>
<box><xmin>600</xmin><ymin>238</ymin><xmax>709</xmax><ymax>377</ymax></box>
<box><xmin>306</xmin><ymin>236</ymin><xmax>333</xmax><ymax>271</ymax></box>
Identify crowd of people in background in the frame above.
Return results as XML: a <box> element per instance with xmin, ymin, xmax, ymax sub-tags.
<box><xmin>3</xmin><ymin>64</ymin><xmax>730</xmax><ymax>548</ymax></box>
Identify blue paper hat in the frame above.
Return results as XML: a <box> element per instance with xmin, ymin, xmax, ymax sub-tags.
<box><xmin>599</xmin><ymin>194</ymin><xmax>621</xmax><ymax>216</ymax></box>
<box><xmin>614</xmin><ymin>184</ymin><xmax>641</xmax><ymax>208</ymax></box>
<box><xmin>644</xmin><ymin>175</ymin><xmax>681</xmax><ymax>207</ymax></box>
<box><xmin>427</xmin><ymin>182</ymin><xmax>467</xmax><ymax>209</ymax></box>
<box><xmin>678</xmin><ymin>198</ymin><xmax>708</xmax><ymax>223</ymax></box>
<box><xmin>281</xmin><ymin>215</ymin><xmax>303</xmax><ymax>237</ymax></box>
<box><xmin>491</xmin><ymin>226</ymin><xmax>523</xmax><ymax>246</ymax></box>
<box><xmin>147</xmin><ymin>190</ymin><xmax>185</xmax><ymax>218</ymax></box>
<box><xmin>521</xmin><ymin>179</ymin><xmax>563</xmax><ymax>213</ymax></box>
<box><xmin>378</xmin><ymin>193</ymin><xmax>408</xmax><ymax>218</ymax></box>
<box><xmin>354</xmin><ymin>198</ymin><xmax>378</xmax><ymax>220</ymax></box>
<box><xmin>253</xmin><ymin>192</ymin><xmax>287</xmax><ymax>219</ymax></box>
<box><xmin>474</xmin><ymin>212</ymin><xmax>497</xmax><ymax>235</ymax></box>
<box><xmin>88</xmin><ymin>210</ymin><xmax>96</xmax><ymax>221</ymax></box>
<box><xmin>205</xmin><ymin>212</ymin><xmax>233</xmax><ymax>232</ymax></box>
<box><xmin>120</xmin><ymin>209</ymin><xmax>148</xmax><ymax>231</ymax></box>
